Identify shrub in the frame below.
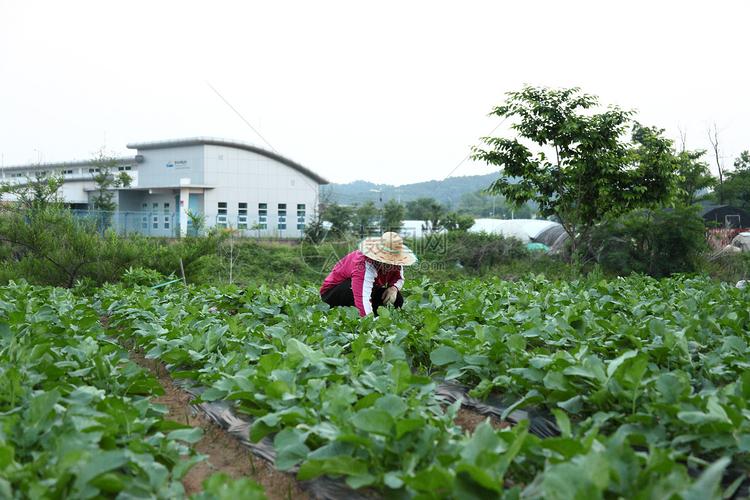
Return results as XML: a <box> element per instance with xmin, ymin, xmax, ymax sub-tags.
<box><xmin>591</xmin><ymin>206</ymin><xmax>708</xmax><ymax>278</ymax></box>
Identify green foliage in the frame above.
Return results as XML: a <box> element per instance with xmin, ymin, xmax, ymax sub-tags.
<box><xmin>354</xmin><ymin>201</ymin><xmax>380</xmax><ymax>236</ymax></box>
<box><xmin>674</xmin><ymin>149</ymin><xmax>714</xmax><ymax>206</ymax></box>
<box><xmin>456</xmin><ymin>190</ymin><xmax>534</xmax><ymax>218</ymax></box>
<box><xmin>406</xmin><ymin>197</ymin><xmax>444</xmax><ymax>229</ymax></box>
<box><xmin>89</xmin><ymin>149</ymin><xmax>132</xmax><ymax>212</ymax></box>
<box><xmin>0</xmin><ymin>283</ymin><xmax>204</xmax><ymax>497</ymax></box>
<box><xmin>715</xmin><ymin>150</ymin><xmax>750</xmax><ymax>209</ymax></box>
<box><xmin>472</xmin><ymin>86</ymin><xmax>680</xmax><ymax>256</ymax></box>
<box><xmin>381</xmin><ymin>199</ymin><xmax>406</xmax><ymax>232</ymax></box>
<box><xmin>0</xmin><ymin>170</ymin><xmax>64</xmax><ymax>214</ymax></box>
<box><xmin>418</xmin><ymin>232</ymin><xmax>528</xmax><ymax>271</ymax></box>
<box><xmin>321</xmin><ymin>203</ymin><xmax>354</xmax><ymax>238</ymax></box>
<box><xmin>591</xmin><ymin>206</ymin><xmax>708</xmax><ymax>277</ymax></box>
<box><xmin>191</xmin><ymin>473</ymin><xmax>266</xmax><ymax>500</ymax></box>
<box><xmin>95</xmin><ymin>274</ymin><xmax>750</xmax><ymax>497</ymax></box>
<box><xmin>440</xmin><ymin>212</ymin><xmax>475</xmax><ymax>232</ymax></box>
<box><xmin>0</xmin><ymin>206</ymin><xmax>224</xmax><ymax>288</ymax></box>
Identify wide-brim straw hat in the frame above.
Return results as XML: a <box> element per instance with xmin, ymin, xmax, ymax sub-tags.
<box><xmin>359</xmin><ymin>231</ymin><xmax>417</xmax><ymax>266</ymax></box>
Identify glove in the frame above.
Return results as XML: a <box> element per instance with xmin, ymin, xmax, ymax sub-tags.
<box><xmin>382</xmin><ymin>286</ymin><xmax>398</xmax><ymax>306</ymax></box>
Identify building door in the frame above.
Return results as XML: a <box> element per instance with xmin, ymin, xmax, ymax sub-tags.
<box><xmin>187</xmin><ymin>193</ymin><xmax>204</xmax><ymax>235</ymax></box>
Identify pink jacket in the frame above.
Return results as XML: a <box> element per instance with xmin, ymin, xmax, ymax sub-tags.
<box><xmin>320</xmin><ymin>250</ymin><xmax>404</xmax><ymax>316</ymax></box>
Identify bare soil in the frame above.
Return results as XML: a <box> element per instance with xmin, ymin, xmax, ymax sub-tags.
<box><xmin>128</xmin><ymin>351</ymin><xmax>308</xmax><ymax>499</ymax></box>
<box><xmin>454</xmin><ymin>408</ymin><xmax>510</xmax><ymax>433</ymax></box>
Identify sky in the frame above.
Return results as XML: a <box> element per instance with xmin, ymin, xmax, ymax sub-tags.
<box><xmin>0</xmin><ymin>0</ymin><xmax>748</xmax><ymax>185</ymax></box>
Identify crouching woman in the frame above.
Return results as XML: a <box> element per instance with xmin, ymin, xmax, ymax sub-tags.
<box><xmin>320</xmin><ymin>232</ymin><xmax>417</xmax><ymax>316</ymax></box>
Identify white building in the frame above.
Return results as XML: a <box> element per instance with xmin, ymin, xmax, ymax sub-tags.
<box><xmin>0</xmin><ymin>137</ymin><xmax>328</xmax><ymax>238</ymax></box>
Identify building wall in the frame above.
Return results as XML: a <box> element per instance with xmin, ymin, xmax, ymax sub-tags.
<box><xmin>135</xmin><ymin>145</ymin><xmax>205</xmax><ymax>187</ymax></box>
<box><xmin>200</xmin><ymin>145</ymin><xmax>319</xmax><ymax>238</ymax></box>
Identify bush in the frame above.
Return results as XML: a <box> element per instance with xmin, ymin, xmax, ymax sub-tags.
<box><xmin>0</xmin><ymin>207</ymin><xmax>223</xmax><ymax>288</ymax></box>
<box><xmin>591</xmin><ymin>206</ymin><xmax>708</xmax><ymax>278</ymax></box>
<box><xmin>414</xmin><ymin>231</ymin><xmax>529</xmax><ymax>271</ymax></box>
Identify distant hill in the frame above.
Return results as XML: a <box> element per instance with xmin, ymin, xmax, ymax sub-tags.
<box><xmin>324</xmin><ymin>173</ymin><xmax>498</xmax><ymax>209</ymax></box>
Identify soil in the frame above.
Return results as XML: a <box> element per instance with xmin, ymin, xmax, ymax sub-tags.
<box><xmin>454</xmin><ymin>408</ymin><xmax>510</xmax><ymax>433</ymax></box>
<box><xmin>128</xmin><ymin>351</ymin><xmax>308</xmax><ymax>499</ymax></box>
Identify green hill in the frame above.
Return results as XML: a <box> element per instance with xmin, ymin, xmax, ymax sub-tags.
<box><xmin>324</xmin><ymin>173</ymin><xmax>498</xmax><ymax>209</ymax></box>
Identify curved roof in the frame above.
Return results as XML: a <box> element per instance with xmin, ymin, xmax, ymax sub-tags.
<box><xmin>468</xmin><ymin>218</ymin><xmax>561</xmax><ymax>242</ymax></box>
<box><xmin>126</xmin><ymin>136</ymin><xmax>329</xmax><ymax>185</ymax></box>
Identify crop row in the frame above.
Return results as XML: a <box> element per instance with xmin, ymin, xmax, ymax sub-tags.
<box><xmin>97</xmin><ymin>275</ymin><xmax>747</xmax><ymax>498</ymax></box>
<box><xmin>0</xmin><ymin>282</ymin><xmax>264</xmax><ymax>499</ymax></box>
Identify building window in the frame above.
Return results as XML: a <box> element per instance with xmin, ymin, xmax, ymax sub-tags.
<box><xmin>152</xmin><ymin>215</ymin><xmax>159</xmax><ymax>229</ymax></box>
<box><xmin>278</xmin><ymin>203</ymin><xmax>287</xmax><ymax>230</ymax></box>
<box><xmin>141</xmin><ymin>203</ymin><xmax>148</xmax><ymax>230</ymax></box>
<box><xmin>89</xmin><ymin>168</ymin><xmax>101</xmax><ymax>173</ymax></box>
<box><xmin>163</xmin><ymin>202</ymin><xmax>170</xmax><ymax>213</ymax></box>
<box><xmin>217</xmin><ymin>202</ymin><xmax>228</xmax><ymax>228</ymax></box>
<box><xmin>297</xmin><ymin>204</ymin><xmax>306</xmax><ymax>230</ymax></box>
<box><xmin>258</xmin><ymin>203</ymin><xmax>268</xmax><ymax>230</ymax></box>
<box><xmin>62</xmin><ymin>169</ymin><xmax>73</xmax><ymax>175</ymax></box>
<box><xmin>238</xmin><ymin>202</ymin><xmax>248</xmax><ymax>229</ymax></box>
<box><xmin>118</xmin><ymin>166</ymin><xmax>132</xmax><ymax>171</ymax></box>
<box><xmin>164</xmin><ymin>216</ymin><xmax>170</xmax><ymax>230</ymax></box>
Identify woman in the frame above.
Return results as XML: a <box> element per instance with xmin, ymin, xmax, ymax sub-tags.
<box><xmin>320</xmin><ymin>232</ymin><xmax>417</xmax><ymax>316</ymax></box>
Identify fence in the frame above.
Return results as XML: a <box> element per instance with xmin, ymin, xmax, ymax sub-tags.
<box><xmin>69</xmin><ymin>210</ymin><xmax>308</xmax><ymax>239</ymax></box>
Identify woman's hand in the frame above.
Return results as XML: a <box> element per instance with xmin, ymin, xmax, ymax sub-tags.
<box><xmin>382</xmin><ymin>286</ymin><xmax>398</xmax><ymax>306</ymax></box>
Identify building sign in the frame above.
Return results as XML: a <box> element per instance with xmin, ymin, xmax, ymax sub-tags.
<box><xmin>166</xmin><ymin>160</ymin><xmax>189</xmax><ymax>169</ymax></box>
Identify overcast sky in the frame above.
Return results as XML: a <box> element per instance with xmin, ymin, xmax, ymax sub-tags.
<box><xmin>1</xmin><ymin>0</ymin><xmax>748</xmax><ymax>185</ymax></box>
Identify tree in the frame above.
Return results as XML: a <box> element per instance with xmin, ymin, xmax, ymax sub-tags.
<box><xmin>89</xmin><ymin>148</ymin><xmax>132</xmax><ymax>212</ymax></box>
<box><xmin>674</xmin><ymin>149</ymin><xmax>714</xmax><ymax>206</ymax></box>
<box><xmin>321</xmin><ymin>203</ymin><xmax>354</xmax><ymax>238</ymax></box>
<box><xmin>707</xmin><ymin>124</ymin><xmax>726</xmax><ymax>205</ymax></box>
<box><xmin>472</xmin><ymin>85</ymin><xmax>679</xmax><ymax>257</ymax></box>
<box><xmin>0</xmin><ymin>170</ymin><xmax>64</xmax><ymax>215</ymax></box>
<box><xmin>716</xmin><ymin>150</ymin><xmax>750</xmax><ymax>209</ymax></box>
<box><xmin>354</xmin><ymin>201</ymin><xmax>380</xmax><ymax>236</ymax></box>
<box><xmin>381</xmin><ymin>199</ymin><xmax>405</xmax><ymax>232</ymax></box>
<box><xmin>440</xmin><ymin>212</ymin><xmax>475</xmax><ymax>232</ymax></box>
<box><xmin>734</xmin><ymin>150</ymin><xmax>750</xmax><ymax>171</ymax></box>
<box><xmin>406</xmin><ymin>197</ymin><xmax>444</xmax><ymax>231</ymax></box>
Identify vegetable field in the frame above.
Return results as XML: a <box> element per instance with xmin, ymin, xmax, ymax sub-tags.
<box><xmin>3</xmin><ymin>275</ymin><xmax>750</xmax><ymax>498</ymax></box>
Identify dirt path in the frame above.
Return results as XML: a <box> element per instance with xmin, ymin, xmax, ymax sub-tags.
<box><xmin>128</xmin><ymin>351</ymin><xmax>308</xmax><ymax>499</ymax></box>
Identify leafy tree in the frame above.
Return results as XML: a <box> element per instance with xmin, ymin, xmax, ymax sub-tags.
<box><xmin>89</xmin><ymin>148</ymin><xmax>132</xmax><ymax>212</ymax></box>
<box><xmin>381</xmin><ymin>199</ymin><xmax>405</xmax><ymax>232</ymax></box>
<box><xmin>406</xmin><ymin>197</ymin><xmax>444</xmax><ymax>231</ymax></box>
<box><xmin>716</xmin><ymin>150</ymin><xmax>750</xmax><ymax>209</ymax></box>
<box><xmin>440</xmin><ymin>212</ymin><xmax>475</xmax><ymax>232</ymax></box>
<box><xmin>674</xmin><ymin>149</ymin><xmax>714</xmax><ymax>206</ymax></box>
<box><xmin>354</xmin><ymin>201</ymin><xmax>380</xmax><ymax>236</ymax></box>
<box><xmin>734</xmin><ymin>150</ymin><xmax>750</xmax><ymax>171</ymax></box>
<box><xmin>321</xmin><ymin>203</ymin><xmax>354</xmax><ymax>238</ymax></box>
<box><xmin>591</xmin><ymin>206</ymin><xmax>707</xmax><ymax>277</ymax></box>
<box><xmin>472</xmin><ymin>85</ymin><xmax>679</xmax><ymax>257</ymax></box>
<box><xmin>0</xmin><ymin>170</ymin><xmax>64</xmax><ymax>215</ymax></box>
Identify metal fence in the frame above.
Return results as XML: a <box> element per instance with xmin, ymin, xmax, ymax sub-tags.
<box><xmin>69</xmin><ymin>210</ymin><xmax>308</xmax><ymax>238</ymax></box>
<box><xmin>71</xmin><ymin>210</ymin><xmax>178</xmax><ymax>237</ymax></box>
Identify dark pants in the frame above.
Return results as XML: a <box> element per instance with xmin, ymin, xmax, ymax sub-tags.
<box><xmin>321</xmin><ymin>279</ymin><xmax>404</xmax><ymax>316</ymax></box>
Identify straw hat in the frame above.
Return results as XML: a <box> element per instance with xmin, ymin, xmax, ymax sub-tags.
<box><xmin>359</xmin><ymin>232</ymin><xmax>417</xmax><ymax>266</ymax></box>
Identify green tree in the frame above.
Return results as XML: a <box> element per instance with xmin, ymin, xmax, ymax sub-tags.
<box><xmin>321</xmin><ymin>203</ymin><xmax>354</xmax><ymax>238</ymax></box>
<box><xmin>354</xmin><ymin>201</ymin><xmax>380</xmax><ymax>236</ymax></box>
<box><xmin>89</xmin><ymin>149</ymin><xmax>132</xmax><ymax>212</ymax></box>
<box><xmin>472</xmin><ymin>85</ymin><xmax>679</xmax><ymax>257</ymax></box>
<box><xmin>0</xmin><ymin>170</ymin><xmax>64</xmax><ymax>215</ymax></box>
<box><xmin>716</xmin><ymin>150</ymin><xmax>750</xmax><ymax>208</ymax></box>
<box><xmin>674</xmin><ymin>149</ymin><xmax>714</xmax><ymax>206</ymax></box>
<box><xmin>406</xmin><ymin>197</ymin><xmax>444</xmax><ymax>231</ymax></box>
<box><xmin>440</xmin><ymin>212</ymin><xmax>475</xmax><ymax>232</ymax></box>
<box><xmin>381</xmin><ymin>199</ymin><xmax>405</xmax><ymax>232</ymax></box>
